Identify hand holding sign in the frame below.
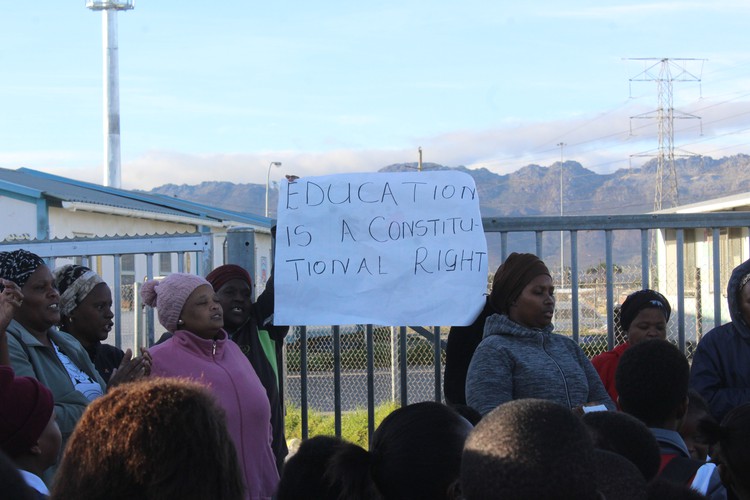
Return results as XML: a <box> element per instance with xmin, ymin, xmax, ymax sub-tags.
<box><xmin>274</xmin><ymin>171</ymin><xmax>488</xmax><ymax>326</ymax></box>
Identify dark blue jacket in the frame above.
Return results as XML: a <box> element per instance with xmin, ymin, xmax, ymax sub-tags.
<box><xmin>690</xmin><ymin>258</ymin><xmax>750</xmax><ymax>421</ymax></box>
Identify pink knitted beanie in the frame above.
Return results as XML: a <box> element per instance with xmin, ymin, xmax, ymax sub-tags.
<box><xmin>141</xmin><ymin>273</ymin><xmax>211</xmax><ymax>332</ymax></box>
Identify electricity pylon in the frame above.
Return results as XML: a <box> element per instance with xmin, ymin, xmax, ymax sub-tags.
<box><xmin>627</xmin><ymin>58</ymin><xmax>704</xmax><ymax>211</ymax></box>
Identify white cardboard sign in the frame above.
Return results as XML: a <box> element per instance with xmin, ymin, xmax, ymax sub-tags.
<box><xmin>274</xmin><ymin>171</ymin><xmax>488</xmax><ymax>326</ymax></box>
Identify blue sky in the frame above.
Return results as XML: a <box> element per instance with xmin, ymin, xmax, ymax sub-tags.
<box><xmin>2</xmin><ymin>1</ymin><xmax>750</xmax><ymax>189</ymax></box>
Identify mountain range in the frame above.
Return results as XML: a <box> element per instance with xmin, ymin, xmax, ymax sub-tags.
<box><xmin>150</xmin><ymin>154</ymin><xmax>750</xmax><ymax>218</ymax></box>
<box><xmin>148</xmin><ymin>154</ymin><xmax>750</xmax><ymax>267</ymax></box>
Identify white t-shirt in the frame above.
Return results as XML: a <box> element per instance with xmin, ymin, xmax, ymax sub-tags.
<box><xmin>53</xmin><ymin>341</ymin><xmax>104</xmax><ymax>401</ymax></box>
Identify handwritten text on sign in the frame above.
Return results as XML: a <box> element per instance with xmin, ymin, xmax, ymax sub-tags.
<box><xmin>274</xmin><ymin>171</ymin><xmax>488</xmax><ymax>326</ymax></box>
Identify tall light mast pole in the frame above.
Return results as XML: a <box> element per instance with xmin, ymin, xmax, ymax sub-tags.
<box><xmin>557</xmin><ymin>142</ymin><xmax>566</xmax><ymax>288</ymax></box>
<box><xmin>87</xmin><ymin>0</ymin><xmax>134</xmax><ymax>189</ymax></box>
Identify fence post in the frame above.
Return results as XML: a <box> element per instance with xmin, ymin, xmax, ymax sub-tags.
<box><xmin>226</xmin><ymin>227</ymin><xmax>257</xmax><ymax>300</ymax></box>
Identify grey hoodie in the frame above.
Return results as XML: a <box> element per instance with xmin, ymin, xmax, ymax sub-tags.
<box><xmin>465</xmin><ymin>314</ymin><xmax>615</xmax><ymax>416</ymax></box>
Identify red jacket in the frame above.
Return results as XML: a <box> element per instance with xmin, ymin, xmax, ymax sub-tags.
<box><xmin>591</xmin><ymin>342</ymin><xmax>630</xmax><ymax>406</ymax></box>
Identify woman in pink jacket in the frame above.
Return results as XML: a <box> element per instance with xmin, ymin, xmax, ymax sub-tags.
<box><xmin>143</xmin><ymin>273</ymin><xmax>278</xmax><ymax>500</ymax></box>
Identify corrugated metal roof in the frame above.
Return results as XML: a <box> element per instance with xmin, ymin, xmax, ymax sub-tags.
<box><xmin>0</xmin><ymin>167</ymin><xmax>271</xmax><ymax>228</ymax></box>
<box><xmin>654</xmin><ymin>190</ymin><xmax>750</xmax><ymax>214</ymax></box>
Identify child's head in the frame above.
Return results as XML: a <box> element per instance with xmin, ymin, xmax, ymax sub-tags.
<box><xmin>680</xmin><ymin>389</ymin><xmax>714</xmax><ymax>461</ymax></box>
<box><xmin>700</xmin><ymin>402</ymin><xmax>750</xmax><ymax>498</ymax></box>
<box><xmin>582</xmin><ymin>409</ymin><xmax>661</xmax><ymax>480</ymax></box>
<box><xmin>0</xmin><ymin>367</ymin><xmax>61</xmax><ymax>474</ymax></box>
<box><xmin>616</xmin><ymin>339</ymin><xmax>689</xmax><ymax>428</ymax></box>
<box><xmin>276</xmin><ymin>436</ymin><xmax>346</xmax><ymax>500</ymax></box>
<box><xmin>461</xmin><ymin>398</ymin><xmax>599</xmax><ymax>500</ymax></box>
<box><xmin>592</xmin><ymin>449</ymin><xmax>647</xmax><ymax>500</ymax></box>
<box><xmin>328</xmin><ymin>401</ymin><xmax>473</xmax><ymax>500</ymax></box>
<box><xmin>51</xmin><ymin>378</ymin><xmax>245</xmax><ymax>500</ymax></box>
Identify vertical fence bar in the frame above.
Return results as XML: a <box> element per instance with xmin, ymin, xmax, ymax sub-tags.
<box><xmin>570</xmin><ymin>231</ymin><xmax>580</xmax><ymax>343</ymax></box>
<box><xmin>641</xmin><ymin>229</ymin><xmax>650</xmax><ymax>287</ymax></box>
<box><xmin>390</xmin><ymin>327</ymin><xmax>397</xmax><ymax>401</ymax></box>
<box><xmin>366</xmin><ymin>324</ymin><xmax>375</xmax><ymax>444</ymax></box>
<box><xmin>696</xmin><ymin>268</ymin><xmax>703</xmax><ymax>342</ymax></box>
<box><xmin>177</xmin><ymin>251</ymin><xmax>185</xmax><ymax>273</ymax></box>
<box><xmin>300</xmin><ymin>326</ymin><xmax>308</xmax><ymax>440</ymax></box>
<box><xmin>712</xmin><ymin>228</ymin><xmax>721</xmax><ymax>328</ymax></box>
<box><xmin>535</xmin><ymin>231</ymin><xmax>543</xmax><ymax>257</ymax></box>
<box><xmin>145</xmin><ymin>253</ymin><xmax>154</xmax><ymax>346</ymax></box>
<box><xmin>400</xmin><ymin>326</ymin><xmax>408</xmax><ymax>406</ymax></box>
<box><xmin>500</xmin><ymin>232</ymin><xmax>508</xmax><ymax>261</ymax></box>
<box><xmin>605</xmin><ymin>230</ymin><xmax>614</xmax><ymax>351</ymax></box>
<box><xmin>333</xmin><ymin>325</ymin><xmax>342</xmax><ymax>437</ymax></box>
<box><xmin>676</xmin><ymin>229</ymin><xmax>686</xmax><ymax>353</ymax></box>
<box><xmin>433</xmin><ymin>326</ymin><xmax>441</xmax><ymax>402</ymax></box>
<box><xmin>113</xmin><ymin>254</ymin><xmax>122</xmax><ymax>349</ymax></box>
<box><xmin>133</xmin><ymin>281</ymin><xmax>143</xmax><ymax>353</ymax></box>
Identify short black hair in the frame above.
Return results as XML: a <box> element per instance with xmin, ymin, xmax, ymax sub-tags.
<box><xmin>686</xmin><ymin>388</ymin><xmax>711</xmax><ymax>417</ymax></box>
<box><xmin>592</xmin><ymin>449</ymin><xmax>648</xmax><ymax>500</ymax></box>
<box><xmin>461</xmin><ymin>399</ymin><xmax>599</xmax><ymax>500</ymax></box>
<box><xmin>327</xmin><ymin>401</ymin><xmax>472</xmax><ymax>500</ymax></box>
<box><xmin>582</xmin><ymin>410</ymin><xmax>661</xmax><ymax>480</ymax></box>
<box><xmin>616</xmin><ymin>339</ymin><xmax>689</xmax><ymax>426</ymax></box>
<box><xmin>699</xmin><ymin>402</ymin><xmax>750</xmax><ymax>493</ymax></box>
<box><xmin>276</xmin><ymin>436</ymin><xmax>346</xmax><ymax>500</ymax></box>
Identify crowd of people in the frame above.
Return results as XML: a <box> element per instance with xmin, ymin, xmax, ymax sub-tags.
<box><xmin>2</xmin><ymin>247</ymin><xmax>750</xmax><ymax>499</ymax></box>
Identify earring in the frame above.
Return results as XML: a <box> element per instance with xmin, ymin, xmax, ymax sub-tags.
<box><xmin>177</xmin><ymin>319</ymin><xmax>184</xmax><ymax>325</ymax></box>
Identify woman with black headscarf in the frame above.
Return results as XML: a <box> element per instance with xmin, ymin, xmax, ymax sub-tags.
<box><xmin>591</xmin><ymin>288</ymin><xmax>671</xmax><ymax>405</ymax></box>
<box><xmin>0</xmin><ymin>250</ymin><xmax>107</xmax><ymax>460</ymax></box>
<box><xmin>465</xmin><ymin>252</ymin><xmax>614</xmax><ymax>416</ymax></box>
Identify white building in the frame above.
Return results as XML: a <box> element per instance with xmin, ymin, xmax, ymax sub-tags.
<box><xmin>0</xmin><ymin>168</ymin><xmax>273</xmax><ymax>345</ymax></box>
<box><xmin>656</xmin><ymin>192</ymin><xmax>750</xmax><ymax>340</ymax></box>
<box><xmin>0</xmin><ymin>166</ymin><xmax>275</xmax><ymax>316</ymax></box>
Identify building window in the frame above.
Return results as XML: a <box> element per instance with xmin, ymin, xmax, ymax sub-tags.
<box><xmin>159</xmin><ymin>253</ymin><xmax>172</xmax><ymax>276</ymax></box>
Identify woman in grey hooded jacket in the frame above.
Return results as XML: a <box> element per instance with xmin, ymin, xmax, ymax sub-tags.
<box><xmin>466</xmin><ymin>253</ymin><xmax>614</xmax><ymax>416</ymax></box>
<box><xmin>690</xmin><ymin>257</ymin><xmax>750</xmax><ymax>421</ymax></box>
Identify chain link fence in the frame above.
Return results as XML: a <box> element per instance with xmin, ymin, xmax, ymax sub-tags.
<box><xmin>284</xmin><ymin>260</ymin><xmax>723</xmax><ymax>416</ymax></box>
<box><xmin>284</xmin><ymin>326</ymin><xmax>446</xmax><ymax>413</ymax></box>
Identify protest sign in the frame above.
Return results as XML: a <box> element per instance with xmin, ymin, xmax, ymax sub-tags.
<box><xmin>274</xmin><ymin>171</ymin><xmax>488</xmax><ymax>326</ymax></box>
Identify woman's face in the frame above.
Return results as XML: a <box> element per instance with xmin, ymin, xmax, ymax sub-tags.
<box><xmin>626</xmin><ymin>308</ymin><xmax>667</xmax><ymax>345</ymax></box>
<box><xmin>738</xmin><ymin>282</ymin><xmax>750</xmax><ymax>326</ymax></box>
<box><xmin>180</xmin><ymin>284</ymin><xmax>224</xmax><ymax>339</ymax></box>
<box><xmin>215</xmin><ymin>278</ymin><xmax>252</xmax><ymax>330</ymax></box>
<box><xmin>15</xmin><ymin>265</ymin><xmax>60</xmax><ymax>334</ymax></box>
<box><xmin>67</xmin><ymin>282</ymin><xmax>114</xmax><ymax>347</ymax></box>
<box><xmin>508</xmin><ymin>274</ymin><xmax>555</xmax><ymax>329</ymax></box>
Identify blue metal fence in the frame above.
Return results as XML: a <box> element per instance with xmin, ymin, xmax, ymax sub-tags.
<box><xmin>5</xmin><ymin>212</ymin><xmax>750</xmax><ymax>445</ymax></box>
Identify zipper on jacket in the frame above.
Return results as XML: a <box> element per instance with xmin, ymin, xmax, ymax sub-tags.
<box><xmin>542</xmin><ymin>334</ymin><xmax>572</xmax><ymax>409</ymax></box>
<box><xmin>212</xmin><ymin>340</ymin><xmax>217</xmax><ymax>357</ymax></box>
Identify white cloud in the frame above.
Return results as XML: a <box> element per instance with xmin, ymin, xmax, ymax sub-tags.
<box><xmin>9</xmin><ymin>96</ymin><xmax>750</xmax><ymax>191</ymax></box>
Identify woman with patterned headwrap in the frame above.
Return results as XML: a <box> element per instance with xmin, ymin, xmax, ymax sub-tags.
<box><xmin>54</xmin><ymin>264</ymin><xmax>151</xmax><ymax>384</ymax></box>
<box><xmin>465</xmin><ymin>252</ymin><xmax>614</xmax><ymax>416</ymax></box>
<box><xmin>691</xmin><ymin>258</ymin><xmax>750</xmax><ymax>421</ymax></box>
<box><xmin>0</xmin><ymin>250</ymin><xmax>106</xmax><ymax>477</ymax></box>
